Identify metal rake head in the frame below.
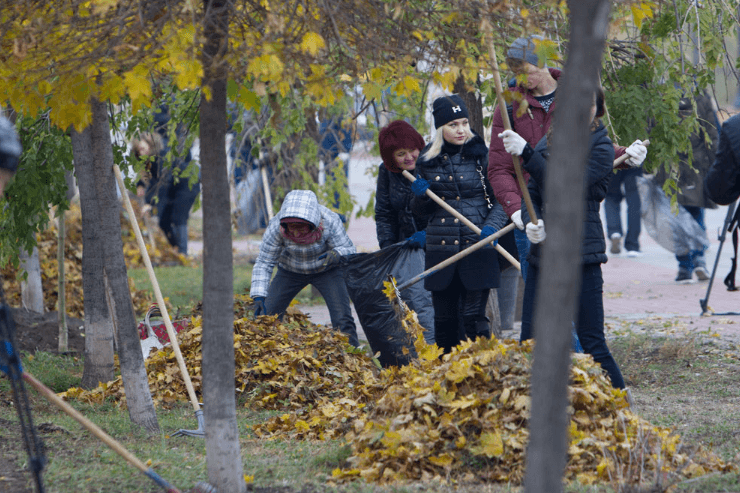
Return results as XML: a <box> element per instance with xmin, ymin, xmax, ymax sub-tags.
<box><xmin>387</xmin><ymin>274</ymin><xmax>409</xmax><ymax>318</ymax></box>
<box><xmin>172</xmin><ymin>409</ymin><xmax>205</xmax><ymax>438</ymax></box>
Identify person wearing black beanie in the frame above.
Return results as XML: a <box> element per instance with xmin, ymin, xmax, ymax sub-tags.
<box><xmin>410</xmin><ymin>95</ymin><xmax>509</xmax><ymax>353</ymax></box>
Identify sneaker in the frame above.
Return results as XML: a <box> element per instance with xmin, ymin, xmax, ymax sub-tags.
<box><xmin>610</xmin><ymin>233</ymin><xmax>621</xmax><ymax>254</ymax></box>
<box><xmin>675</xmin><ymin>268</ymin><xmax>696</xmax><ymax>284</ymax></box>
<box><xmin>625</xmin><ymin>250</ymin><xmax>642</xmax><ymax>258</ymax></box>
<box><xmin>694</xmin><ymin>266</ymin><xmax>710</xmax><ymax>281</ymax></box>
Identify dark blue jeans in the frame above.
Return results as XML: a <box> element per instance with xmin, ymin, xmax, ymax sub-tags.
<box><xmin>514</xmin><ymin>228</ymin><xmax>530</xmax><ymax>282</ymax></box>
<box><xmin>604</xmin><ymin>167</ymin><xmax>642</xmax><ymax>252</ymax></box>
<box><xmin>265</xmin><ymin>266</ymin><xmax>360</xmax><ymax>347</ymax></box>
<box><xmin>431</xmin><ymin>270</ymin><xmax>490</xmax><ymax>354</ymax></box>
<box><xmin>519</xmin><ymin>263</ymin><xmax>625</xmax><ymax>389</ymax></box>
<box><xmin>676</xmin><ymin>206</ymin><xmax>707</xmax><ymax>271</ymax></box>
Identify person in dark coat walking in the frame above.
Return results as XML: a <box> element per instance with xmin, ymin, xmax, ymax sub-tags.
<box><xmin>0</xmin><ymin>115</ymin><xmax>20</xmax><ymax>198</ymax></box>
<box><xmin>705</xmin><ymin>113</ymin><xmax>740</xmax><ymax>205</ymax></box>
<box><xmin>499</xmin><ymin>87</ymin><xmax>626</xmax><ymax>389</ymax></box>
<box><xmin>411</xmin><ymin>95</ymin><xmax>509</xmax><ymax>353</ymax></box>
<box><xmin>654</xmin><ymin>91</ymin><xmax>719</xmax><ymax>283</ymax></box>
<box><xmin>133</xmin><ymin>129</ymin><xmax>200</xmax><ymax>256</ymax></box>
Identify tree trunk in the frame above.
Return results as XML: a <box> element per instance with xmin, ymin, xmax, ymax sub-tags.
<box><xmin>57</xmin><ymin>212</ymin><xmax>68</xmax><ymax>352</ymax></box>
<box><xmin>58</xmin><ymin>169</ymin><xmax>77</xmax><ymax>353</ymax></box>
<box><xmin>90</xmin><ymin>98</ymin><xmax>159</xmax><ymax>434</ymax></box>
<box><xmin>19</xmin><ymin>246</ymin><xmax>43</xmax><ymax>313</ymax></box>
<box><xmin>523</xmin><ymin>2</ymin><xmax>611</xmax><ymax>492</ymax></box>
<box><xmin>201</xmin><ymin>1</ymin><xmax>245</xmax><ymax>491</ymax></box>
<box><xmin>454</xmin><ymin>73</ymin><xmax>484</xmax><ymax>136</ymax></box>
<box><xmin>72</xmin><ymin>126</ymin><xmax>116</xmax><ymax>389</ymax></box>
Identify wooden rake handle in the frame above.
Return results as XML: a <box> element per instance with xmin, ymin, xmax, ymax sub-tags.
<box><xmin>23</xmin><ymin>372</ymin><xmax>181</xmax><ymax>492</ymax></box>
<box><xmin>397</xmin><ymin>223</ymin><xmax>517</xmax><ymax>291</ymax></box>
<box><xmin>113</xmin><ymin>165</ymin><xmax>201</xmax><ymax>413</ymax></box>
<box><xmin>402</xmin><ymin>170</ymin><xmax>520</xmax><ymax>271</ymax></box>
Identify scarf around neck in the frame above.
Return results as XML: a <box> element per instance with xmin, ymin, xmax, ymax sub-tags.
<box><xmin>280</xmin><ymin>217</ymin><xmax>323</xmax><ymax>245</ymax></box>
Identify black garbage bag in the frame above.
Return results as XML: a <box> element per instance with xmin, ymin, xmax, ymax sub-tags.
<box><xmin>342</xmin><ymin>242</ymin><xmax>433</xmax><ymax>367</ymax></box>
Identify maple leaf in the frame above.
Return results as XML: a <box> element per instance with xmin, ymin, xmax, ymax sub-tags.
<box><xmin>300</xmin><ymin>32</ymin><xmax>326</xmax><ymax>56</ymax></box>
<box><xmin>472</xmin><ymin>431</ymin><xmax>504</xmax><ymax>458</ymax></box>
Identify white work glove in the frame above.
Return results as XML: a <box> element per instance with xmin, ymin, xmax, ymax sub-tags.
<box><xmin>510</xmin><ymin>209</ymin><xmax>524</xmax><ymax>230</ymax></box>
<box><xmin>526</xmin><ymin>219</ymin><xmax>546</xmax><ymax>244</ymax></box>
<box><xmin>625</xmin><ymin>140</ymin><xmax>647</xmax><ymax>167</ymax></box>
<box><xmin>498</xmin><ymin>129</ymin><xmax>527</xmax><ymax>156</ymax></box>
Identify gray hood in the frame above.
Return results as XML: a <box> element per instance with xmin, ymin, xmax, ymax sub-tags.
<box><xmin>278</xmin><ymin>190</ymin><xmax>322</xmax><ymax>228</ymax></box>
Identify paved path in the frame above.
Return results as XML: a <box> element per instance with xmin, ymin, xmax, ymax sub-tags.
<box><xmin>191</xmin><ymin>141</ymin><xmax>740</xmax><ymax>346</ymax></box>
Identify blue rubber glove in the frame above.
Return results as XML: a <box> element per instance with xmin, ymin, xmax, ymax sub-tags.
<box><xmin>253</xmin><ymin>296</ymin><xmax>266</xmax><ymax>317</ymax></box>
<box><xmin>480</xmin><ymin>226</ymin><xmax>499</xmax><ymax>247</ymax></box>
<box><xmin>318</xmin><ymin>249</ymin><xmax>341</xmax><ymax>269</ymax></box>
<box><xmin>410</xmin><ymin>177</ymin><xmax>430</xmax><ymax>197</ymax></box>
<box><xmin>406</xmin><ymin>230</ymin><xmax>426</xmax><ymax>249</ymax></box>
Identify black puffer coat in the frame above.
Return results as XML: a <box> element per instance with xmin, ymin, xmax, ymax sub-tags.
<box><xmin>375</xmin><ymin>164</ymin><xmax>428</xmax><ymax>248</ymax></box>
<box><xmin>654</xmin><ymin>92</ymin><xmax>718</xmax><ymax>210</ymax></box>
<box><xmin>521</xmin><ymin>122</ymin><xmax>614</xmax><ymax>268</ymax></box>
<box><xmin>705</xmin><ymin>113</ymin><xmax>740</xmax><ymax>205</ymax></box>
<box><xmin>411</xmin><ymin>133</ymin><xmax>508</xmax><ymax>291</ymax></box>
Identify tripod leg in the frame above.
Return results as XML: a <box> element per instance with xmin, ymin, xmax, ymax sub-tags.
<box><xmin>700</xmin><ymin>200</ymin><xmax>738</xmax><ymax>314</ymax></box>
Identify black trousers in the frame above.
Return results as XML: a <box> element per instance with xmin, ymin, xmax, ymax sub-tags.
<box><xmin>431</xmin><ymin>269</ymin><xmax>490</xmax><ymax>354</ymax></box>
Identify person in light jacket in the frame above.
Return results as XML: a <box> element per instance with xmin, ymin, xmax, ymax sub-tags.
<box><xmin>250</xmin><ymin>189</ymin><xmax>360</xmax><ymax>347</ymax></box>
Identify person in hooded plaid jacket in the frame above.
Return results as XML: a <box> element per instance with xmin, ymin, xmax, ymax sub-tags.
<box><xmin>249</xmin><ymin>189</ymin><xmax>360</xmax><ymax>347</ymax></box>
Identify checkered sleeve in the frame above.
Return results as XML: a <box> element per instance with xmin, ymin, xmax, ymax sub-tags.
<box><xmin>249</xmin><ymin>219</ymin><xmax>284</xmax><ymax>298</ymax></box>
<box><xmin>323</xmin><ymin>208</ymin><xmax>356</xmax><ymax>256</ymax></box>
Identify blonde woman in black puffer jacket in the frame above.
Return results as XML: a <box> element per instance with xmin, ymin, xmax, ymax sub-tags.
<box><xmin>410</xmin><ymin>95</ymin><xmax>509</xmax><ymax>353</ymax></box>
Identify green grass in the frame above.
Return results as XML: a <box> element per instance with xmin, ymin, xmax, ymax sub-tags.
<box><xmin>127</xmin><ymin>263</ymin><xmax>325</xmax><ymax>315</ymax></box>
<box><xmin>127</xmin><ymin>264</ymin><xmax>254</xmax><ymax>314</ymax></box>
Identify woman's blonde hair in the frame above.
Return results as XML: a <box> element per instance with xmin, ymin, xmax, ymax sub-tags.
<box><xmin>130</xmin><ymin>131</ymin><xmax>164</xmax><ymax>158</ymax></box>
<box><xmin>420</xmin><ymin>123</ymin><xmax>474</xmax><ymax>162</ymax></box>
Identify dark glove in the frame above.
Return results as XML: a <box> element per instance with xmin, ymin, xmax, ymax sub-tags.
<box><xmin>253</xmin><ymin>296</ymin><xmax>266</xmax><ymax>317</ymax></box>
<box><xmin>318</xmin><ymin>249</ymin><xmax>341</xmax><ymax>269</ymax></box>
<box><xmin>480</xmin><ymin>226</ymin><xmax>499</xmax><ymax>247</ymax></box>
<box><xmin>410</xmin><ymin>177</ymin><xmax>430</xmax><ymax>197</ymax></box>
<box><xmin>405</xmin><ymin>230</ymin><xmax>426</xmax><ymax>249</ymax></box>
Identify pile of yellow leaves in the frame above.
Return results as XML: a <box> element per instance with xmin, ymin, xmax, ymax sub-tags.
<box><xmin>61</xmin><ymin>295</ymin><xmax>377</xmax><ymax>410</ymax></box>
<box><xmin>62</xmin><ymin>294</ymin><xmax>735</xmax><ymax>487</ymax></box>
<box><xmin>1</xmin><ymin>202</ymin><xmax>188</xmax><ymax>317</ymax></box>
<box><xmin>257</xmin><ymin>308</ymin><xmax>735</xmax><ymax>485</ymax></box>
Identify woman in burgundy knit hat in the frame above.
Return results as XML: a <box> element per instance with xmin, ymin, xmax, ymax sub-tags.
<box><xmin>375</xmin><ymin>120</ymin><xmax>428</xmax><ymax>248</ymax></box>
<box><xmin>374</xmin><ymin>119</ymin><xmax>434</xmax><ymax>342</ymax></box>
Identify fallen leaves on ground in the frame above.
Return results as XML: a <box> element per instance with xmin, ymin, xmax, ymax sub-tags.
<box><xmin>62</xmin><ymin>293</ymin><xmax>736</xmax><ymax>487</ymax></box>
<box><xmin>1</xmin><ymin>202</ymin><xmax>187</xmax><ymax>317</ymax></box>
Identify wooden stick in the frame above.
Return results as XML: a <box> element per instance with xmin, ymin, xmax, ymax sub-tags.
<box><xmin>260</xmin><ymin>166</ymin><xmax>274</xmax><ymax>220</ymax></box>
<box><xmin>397</xmin><ymin>223</ymin><xmax>517</xmax><ymax>291</ymax></box>
<box><xmin>402</xmin><ymin>170</ymin><xmax>520</xmax><ymax>271</ymax></box>
<box><xmin>485</xmin><ymin>31</ymin><xmax>538</xmax><ymax>224</ymax></box>
<box><xmin>22</xmin><ymin>372</ymin><xmax>181</xmax><ymax>493</ymax></box>
<box><xmin>113</xmin><ymin>165</ymin><xmax>201</xmax><ymax>413</ymax></box>
<box><xmin>613</xmin><ymin>139</ymin><xmax>650</xmax><ymax>168</ymax></box>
